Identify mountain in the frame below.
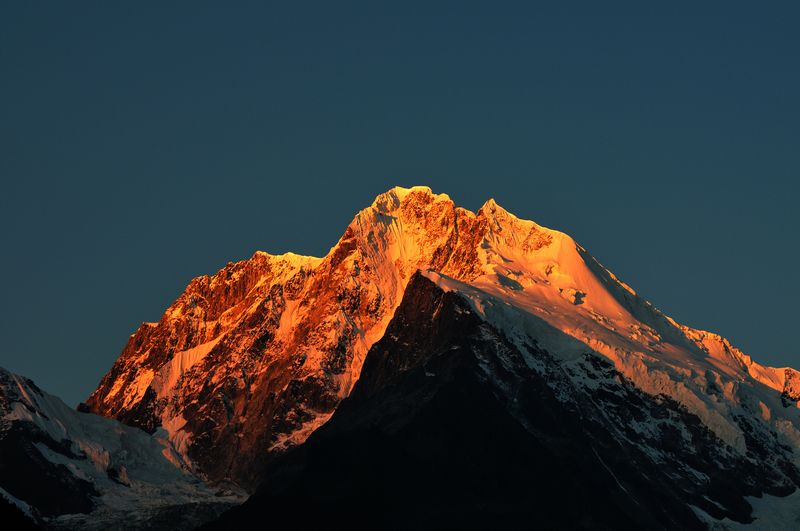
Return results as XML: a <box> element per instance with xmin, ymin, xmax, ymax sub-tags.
<box><xmin>84</xmin><ymin>186</ymin><xmax>800</xmax><ymax>528</ymax></box>
<box><xmin>84</xmin><ymin>186</ymin><xmax>491</xmax><ymax>488</ymax></box>
<box><xmin>0</xmin><ymin>367</ymin><xmax>242</xmax><ymax>530</ymax></box>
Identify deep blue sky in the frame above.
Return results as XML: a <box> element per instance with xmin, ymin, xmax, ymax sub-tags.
<box><xmin>2</xmin><ymin>2</ymin><xmax>798</xmax><ymax>406</ymax></box>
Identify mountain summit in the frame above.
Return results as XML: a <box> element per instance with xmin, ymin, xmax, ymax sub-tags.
<box><xmin>79</xmin><ymin>186</ymin><xmax>800</xmax><ymax>528</ymax></box>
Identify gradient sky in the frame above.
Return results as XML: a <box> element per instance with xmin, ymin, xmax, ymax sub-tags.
<box><xmin>2</xmin><ymin>2</ymin><xmax>799</xmax><ymax>406</ymax></box>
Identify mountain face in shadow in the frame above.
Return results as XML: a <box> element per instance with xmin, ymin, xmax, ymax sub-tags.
<box><xmin>0</xmin><ymin>368</ymin><xmax>242</xmax><ymax>530</ymax></box>
<box><xmin>204</xmin><ymin>273</ymin><xmax>799</xmax><ymax>530</ymax></box>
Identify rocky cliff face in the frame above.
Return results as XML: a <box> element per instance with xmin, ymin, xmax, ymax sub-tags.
<box><xmin>85</xmin><ymin>185</ymin><xmax>800</xmax><ymax>525</ymax></box>
<box><xmin>85</xmin><ymin>187</ymin><xmax>503</xmax><ymax>488</ymax></box>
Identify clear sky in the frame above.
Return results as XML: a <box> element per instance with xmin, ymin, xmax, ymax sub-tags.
<box><xmin>2</xmin><ymin>2</ymin><xmax>798</xmax><ymax>406</ymax></box>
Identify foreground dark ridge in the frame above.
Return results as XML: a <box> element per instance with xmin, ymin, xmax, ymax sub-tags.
<box><xmin>202</xmin><ymin>273</ymin><xmax>800</xmax><ymax>530</ymax></box>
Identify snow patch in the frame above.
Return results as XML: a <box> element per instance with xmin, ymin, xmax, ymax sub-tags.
<box><xmin>151</xmin><ymin>336</ymin><xmax>223</xmax><ymax>396</ymax></box>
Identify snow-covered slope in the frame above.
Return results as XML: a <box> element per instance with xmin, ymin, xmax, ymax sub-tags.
<box><xmin>423</xmin><ymin>196</ymin><xmax>800</xmax><ymax>457</ymax></box>
<box><xmin>0</xmin><ymin>367</ymin><xmax>242</xmax><ymax>530</ymax></box>
<box><xmin>85</xmin><ymin>185</ymin><xmax>800</xmax><ymax>524</ymax></box>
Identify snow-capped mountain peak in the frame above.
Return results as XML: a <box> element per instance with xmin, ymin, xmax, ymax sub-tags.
<box><xmin>82</xmin><ymin>185</ymin><xmax>800</xmax><ymax>521</ymax></box>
